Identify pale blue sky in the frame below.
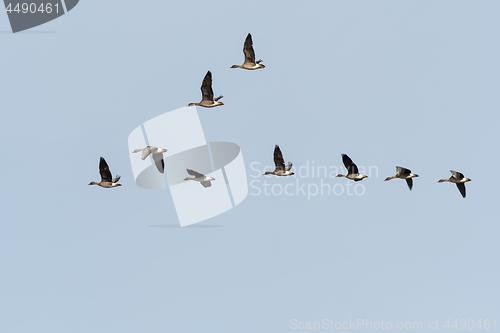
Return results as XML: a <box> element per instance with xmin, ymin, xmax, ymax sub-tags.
<box><xmin>1</xmin><ymin>1</ymin><xmax>499</xmax><ymax>332</ymax></box>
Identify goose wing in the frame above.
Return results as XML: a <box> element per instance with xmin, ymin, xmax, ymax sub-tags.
<box><xmin>200</xmin><ymin>71</ymin><xmax>214</xmax><ymax>101</ymax></box>
<box><xmin>396</xmin><ymin>166</ymin><xmax>411</xmax><ymax>177</ymax></box>
<box><xmin>243</xmin><ymin>33</ymin><xmax>256</xmax><ymax>64</ymax></box>
<box><xmin>450</xmin><ymin>170</ymin><xmax>465</xmax><ymax>180</ymax></box>
<box><xmin>456</xmin><ymin>183</ymin><xmax>466</xmax><ymax>198</ymax></box>
<box><xmin>201</xmin><ymin>181</ymin><xmax>212</xmax><ymax>188</ymax></box>
<box><xmin>112</xmin><ymin>175</ymin><xmax>121</xmax><ymax>183</ymax></box>
<box><xmin>342</xmin><ymin>154</ymin><xmax>359</xmax><ymax>175</ymax></box>
<box><xmin>285</xmin><ymin>162</ymin><xmax>293</xmax><ymax>172</ymax></box>
<box><xmin>141</xmin><ymin>146</ymin><xmax>153</xmax><ymax>160</ymax></box>
<box><xmin>99</xmin><ymin>157</ymin><xmax>113</xmax><ymax>183</ymax></box>
<box><xmin>187</xmin><ymin>169</ymin><xmax>205</xmax><ymax>178</ymax></box>
<box><xmin>273</xmin><ymin>145</ymin><xmax>286</xmax><ymax>170</ymax></box>
<box><xmin>153</xmin><ymin>153</ymin><xmax>165</xmax><ymax>173</ymax></box>
<box><xmin>406</xmin><ymin>178</ymin><xmax>413</xmax><ymax>190</ymax></box>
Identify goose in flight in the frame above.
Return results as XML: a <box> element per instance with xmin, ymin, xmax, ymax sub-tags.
<box><xmin>231</xmin><ymin>33</ymin><xmax>265</xmax><ymax>70</ymax></box>
<box><xmin>384</xmin><ymin>166</ymin><xmax>419</xmax><ymax>190</ymax></box>
<box><xmin>132</xmin><ymin>146</ymin><xmax>167</xmax><ymax>173</ymax></box>
<box><xmin>263</xmin><ymin>145</ymin><xmax>294</xmax><ymax>176</ymax></box>
<box><xmin>88</xmin><ymin>157</ymin><xmax>122</xmax><ymax>188</ymax></box>
<box><xmin>438</xmin><ymin>170</ymin><xmax>471</xmax><ymax>198</ymax></box>
<box><xmin>186</xmin><ymin>71</ymin><xmax>224</xmax><ymax>108</ymax></box>
<box><xmin>336</xmin><ymin>154</ymin><xmax>368</xmax><ymax>181</ymax></box>
<box><xmin>184</xmin><ymin>169</ymin><xmax>215</xmax><ymax>188</ymax></box>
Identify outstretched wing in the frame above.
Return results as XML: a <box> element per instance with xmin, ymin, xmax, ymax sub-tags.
<box><xmin>201</xmin><ymin>181</ymin><xmax>212</xmax><ymax>188</ymax></box>
<box><xmin>243</xmin><ymin>33</ymin><xmax>256</xmax><ymax>64</ymax></box>
<box><xmin>187</xmin><ymin>169</ymin><xmax>205</xmax><ymax>178</ymax></box>
<box><xmin>450</xmin><ymin>170</ymin><xmax>464</xmax><ymax>180</ymax></box>
<box><xmin>214</xmin><ymin>95</ymin><xmax>223</xmax><ymax>102</ymax></box>
<box><xmin>200</xmin><ymin>71</ymin><xmax>214</xmax><ymax>101</ymax></box>
<box><xmin>285</xmin><ymin>162</ymin><xmax>293</xmax><ymax>172</ymax></box>
<box><xmin>406</xmin><ymin>178</ymin><xmax>413</xmax><ymax>190</ymax></box>
<box><xmin>456</xmin><ymin>183</ymin><xmax>466</xmax><ymax>198</ymax></box>
<box><xmin>112</xmin><ymin>175</ymin><xmax>121</xmax><ymax>183</ymax></box>
<box><xmin>273</xmin><ymin>145</ymin><xmax>286</xmax><ymax>170</ymax></box>
<box><xmin>99</xmin><ymin>157</ymin><xmax>112</xmax><ymax>183</ymax></box>
<box><xmin>153</xmin><ymin>153</ymin><xmax>165</xmax><ymax>173</ymax></box>
<box><xmin>342</xmin><ymin>154</ymin><xmax>359</xmax><ymax>175</ymax></box>
<box><xmin>141</xmin><ymin>146</ymin><xmax>153</xmax><ymax>160</ymax></box>
<box><xmin>396</xmin><ymin>166</ymin><xmax>411</xmax><ymax>177</ymax></box>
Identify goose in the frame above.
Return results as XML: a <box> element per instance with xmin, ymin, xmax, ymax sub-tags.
<box><xmin>132</xmin><ymin>146</ymin><xmax>167</xmax><ymax>173</ymax></box>
<box><xmin>263</xmin><ymin>145</ymin><xmax>294</xmax><ymax>176</ymax></box>
<box><xmin>336</xmin><ymin>154</ymin><xmax>368</xmax><ymax>181</ymax></box>
<box><xmin>384</xmin><ymin>166</ymin><xmax>419</xmax><ymax>190</ymax></box>
<box><xmin>186</xmin><ymin>71</ymin><xmax>224</xmax><ymax>108</ymax></box>
<box><xmin>231</xmin><ymin>33</ymin><xmax>265</xmax><ymax>70</ymax></box>
<box><xmin>438</xmin><ymin>170</ymin><xmax>471</xmax><ymax>198</ymax></box>
<box><xmin>184</xmin><ymin>169</ymin><xmax>215</xmax><ymax>188</ymax></box>
<box><xmin>88</xmin><ymin>157</ymin><xmax>122</xmax><ymax>188</ymax></box>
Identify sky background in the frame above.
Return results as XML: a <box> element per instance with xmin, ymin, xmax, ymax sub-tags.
<box><xmin>1</xmin><ymin>1</ymin><xmax>500</xmax><ymax>332</ymax></box>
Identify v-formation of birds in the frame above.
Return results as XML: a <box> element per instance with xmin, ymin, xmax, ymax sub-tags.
<box><xmin>89</xmin><ymin>34</ymin><xmax>471</xmax><ymax>198</ymax></box>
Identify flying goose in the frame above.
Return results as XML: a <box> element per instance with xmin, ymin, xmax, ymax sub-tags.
<box><xmin>184</xmin><ymin>169</ymin><xmax>215</xmax><ymax>188</ymax></box>
<box><xmin>186</xmin><ymin>71</ymin><xmax>224</xmax><ymax>108</ymax></box>
<box><xmin>88</xmin><ymin>157</ymin><xmax>122</xmax><ymax>188</ymax></box>
<box><xmin>231</xmin><ymin>33</ymin><xmax>265</xmax><ymax>70</ymax></box>
<box><xmin>336</xmin><ymin>154</ymin><xmax>368</xmax><ymax>181</ymax></box>
<box><xmin>438</xmin><ymin>170</ymin><xmax>471</xmax><ymax>198</ymax></box>
<box><xmin>384</xmin><ymin>166</ymin><xmax>419</xmax><ymax>190</ymax></box>
<box><xmin>263</xmin><ymin>145</ymin><xmax>294</xmax><ymax>176</ymax></box>
<box><xmin>132</xmin><ymin>146</ymin><xmax>167</xmax><ymax>173</ymax></box>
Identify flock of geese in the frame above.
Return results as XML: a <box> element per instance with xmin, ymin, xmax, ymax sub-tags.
<box><xmin>262</xmin><ymin>145</ymin><xmax>472</xmax><ymax>198</ymax></box>
<box><xmin>89</xmin><ymin>33</ymin><xmax>263</xmax><ymax>189</ymax></box>
<box><xmin>88</xmin><ymin>33</ymin><xmax>471</xmax><ymax>198</ymax></box>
